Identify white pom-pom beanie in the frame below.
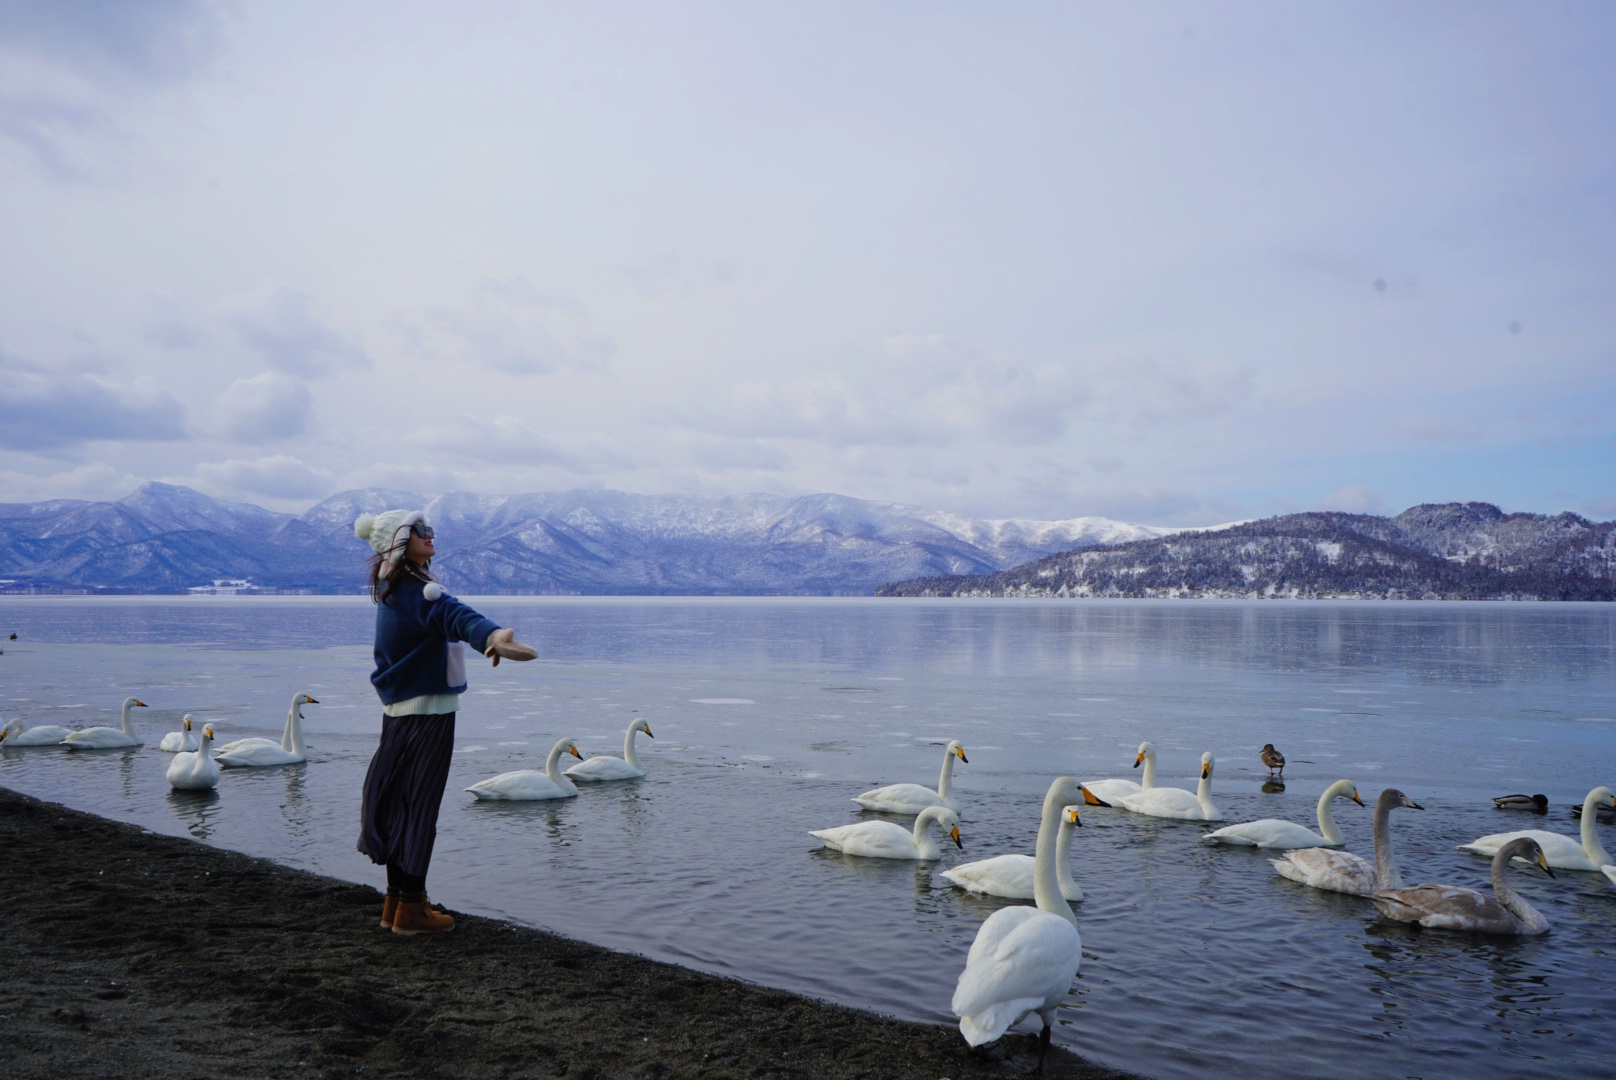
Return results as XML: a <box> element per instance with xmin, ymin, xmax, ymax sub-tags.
<box><xmin>353</xmin><ymin>509</ymin><xmax>427</xmax><ymax>572</ymax></box>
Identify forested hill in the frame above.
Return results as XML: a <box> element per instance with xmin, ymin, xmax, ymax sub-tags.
<box><xmin>876</xmin><ymin>503</ymin><xmax>1616</xmax><ymax>600</ymax></box>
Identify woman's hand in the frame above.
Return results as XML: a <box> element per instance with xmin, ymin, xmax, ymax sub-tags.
<box><xmin>484</xmin><ymin>628</ymin><xmax>537</xmax><ymax>666</ymax></box>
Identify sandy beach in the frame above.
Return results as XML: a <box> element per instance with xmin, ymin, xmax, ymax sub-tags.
<box><xmin>0</xmin><ymin>787</ymin><xmax>1136</xmax><ymax>1080</ymax></box>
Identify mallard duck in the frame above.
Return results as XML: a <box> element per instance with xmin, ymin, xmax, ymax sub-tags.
<box><xmin>1491</xmin><ymin>793</ymin><xmax>1548</xmax><ymax>813</ymax></box>
<box><xmin>1260</xmin><ymin>743</ymin><xmax>1286</xmax><ymax>777</ymax></box>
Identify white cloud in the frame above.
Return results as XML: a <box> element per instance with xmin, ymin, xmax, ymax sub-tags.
<box><xmin>0</xmin><ymin>461</ymin><xmax>145</xmax><ymax>504</ymax></box>
<box><xmin>1313</xmin><ymin>484</ymin><xmax>1386</xmax><ymax>514</ymax></box>
<box><xmin>0</xmin><ymin>360</ymin><xmax>187</xmax><ymax>450</ymax></box>
<box><xmin>402</xmin><ymin>279</ymin><xmax>614</xmax><ymax>377</ymax></box>
<box><xmin>203</xmin><ymin>372</ymin><xmax>312</xmax><ymax>443</ymax></box>
<box><xmin>228</xmin><ymin>285</ymin><xmax>370</xmax><ymax>379</ymax></box>
<box><xmin>190</xmin><ymin>456</ymin><xmax>333</xmax><ymax>500</ymax></box>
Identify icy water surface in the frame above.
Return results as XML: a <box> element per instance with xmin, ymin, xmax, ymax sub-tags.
<box><xmin>2</xmin><ymin>597</ymin><xmax>1614</xmax><ymax>1079</ymax></box>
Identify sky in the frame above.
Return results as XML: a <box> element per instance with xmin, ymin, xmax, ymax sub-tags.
<box><xmin>1</xmin><ymin>1</ymin><xmax>1614</xmax><ymax>525</ymax></box>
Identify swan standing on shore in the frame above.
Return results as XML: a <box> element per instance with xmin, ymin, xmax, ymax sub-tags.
<box><xmin>1270</xmin><ymin>788</ymin><xmax>1424</xmax><ymax>895</ymax></box>
<box><xmin>1118</xmin><ymin>752</ymin><xmax>1222</xmax><ymax>820</ymax></box>
<box><xmin>158</xmin><ymin>714</ymin><xmax>198</xmax><ymax>753</ymax></box>
<box><xmin>810</xmin><ymin>806</ymin><xmax>963</xmax><ymax>860</ymax></box>
<box><xmin>1204</xmin><ymin>779</ymin><xmax>1363</xmax><ymax>849</ymax></box>
<box><xmin>1458</xmin><ymin>786</ymin><xmax>1616</xmax><ymax>871</ymax></box>
<box><xmin>1</xmin><ymin>718</ymin><xmax>77</xmax><ymax>747</ymax></box>
<box><xmin>853</xmin><ymin>740</ymin><xmax>968</xmax><ymax>814</ymax></box>
<box><xmin>566</xmin><ymin>718</ymin><xmax>653</xmax><ymax>780</ymax></box>
<box><xmin>166</xmin><ymin>724</ymin><xmax>221</xmax><ymax>791</ymax></box>
<box><xmin>466</xmin><ymin>738</ymin><xmax>584</xmax><ymax>800</ymax></box>
<box><xmin>216</xmin><ymin>695</ymin><xmax>316</xmax><ymax>768</ymax></box>
<box><xmin>62</xmin><ymin>698</ymin><xmax>147</xmax><ymax>749</ymax></box>
<box><xmin>941</xmin><ymin>806</ymin><xmax>1085</xmax><ymax>902</ymax></box>
<box><xmin>1373</xmin><ymin>836</ymin><xmax>1556</xmax><ymax>936</ymax></box>
<box><xmin>952</xmin><ymin>776</ymin><xmax>1085</xmax><ymax>1069</ymax></box>
<box><xmin>1078</xmin><ymin>741</ymin><xmax>1155</xmax><ymax>806</ymax></box>
<box><xmin>216</xmin><ymin>693</ymin><xmax>317</xmax><ymax>755</ymax></box>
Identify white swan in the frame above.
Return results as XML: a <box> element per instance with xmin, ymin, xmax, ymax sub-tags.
<box><xmin>62</xmin><ymin>698</ymin><xmax>147</xmax><ymax>749</ymax></box>
<box><xmin>941</xmin><ymin>805</ymin><xmax>1085</xmax><ymax>902</ymax></box>
<box><xmin>1204</xmin><ymin>779</ymin><xmax>1363</xmax><ymax>849</ymax></box>
<box><xmin>1</xmin><ymin>718</ymin><xmax>76</xmax><ymax>747</ymax></box>
<box><xmin>1078</xmin><ymin>741</ymin><xmax>1155</xmax><ymax>805</ymax></box>
<box><xmin>1458</xmin><ymin>786</ymin><xmax>1616</xmax><ymax>871</ymax></box>
<box><xmin>166</xmin><ymin>724</ymin><xmax>221</xmax><ymax>791</ymax></box>
<box><xmin>810</xmin><ymin>805</ymin><xmax>963</xmax><ymax>860</ymax></box>
<box><xmin>566</xmin><ymin>718</ymin><xmax>653</xmax><ymax>780</ymax></box>
<box><xmin>1271</xmin><ymin>788</ymin><xmax>1424</xmax><ymax>895</ymax></box>
<box><xmin>1374</xmin><ymin>836</ymin><xmax>1555</xmax><ymax>936</ymax></box>
<box><xmin>158</xmin><ymin>714</ymin><xmax>198</xmax><ymax>753</ymax></box>
<box><xmin>1117</xmin><ymin>751</ymin><xmax>1222</xmax><ymax>820</ymax></box>
<box><xmin>216</xmin><ymin>692</ymin><xmax>317</xmax><ymax>754</ymax></box>
<box><xmin>466</xmin><ymin>738</ymin><xmax>584</xmax><ymax>801</ymax></box>
<box><xmin>1603</xmin><ymin>865</ymin><xmax>1616</xmax><ymax>889</ymax></box>
<box><xmin>952</xmin><ymin>776</ymin><xmax>1085</xmax><ymax>1067</ymax></box>
<box><xmin>852</xmin><ymin>740</ymin><xmax>968</xmax><ymax>814</ymax></box>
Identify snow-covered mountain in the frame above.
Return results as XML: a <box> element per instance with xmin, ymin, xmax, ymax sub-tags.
<box><xmin>0</xmin><ymin>482</ymin><xmax>1171</xmax><ymax>595</ymax></box>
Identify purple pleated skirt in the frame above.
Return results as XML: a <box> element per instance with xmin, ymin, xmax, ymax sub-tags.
<box><xmin>357</xmin><ymin>712</ymin><xmax>456</xmax><ymax>877</ymax></box>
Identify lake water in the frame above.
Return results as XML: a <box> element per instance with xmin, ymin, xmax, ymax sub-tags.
<box><xmin>2</xmin><ymin>597</ymin><xmax>1614</xmax><ymax>1079</ymax></box>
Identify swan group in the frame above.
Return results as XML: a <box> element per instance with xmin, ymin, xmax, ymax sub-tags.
<box><xmin>1458</xmin><ymin>786</ymin><xmax>1616</xmax><ymax>872</ymax></box>
<box><xmin>853</xmin><ymin>740</ymin><xmax>968</xmax><ymax>814</ymax></box>
<box><xmin>466</xmin><ymin>737</ymin><xmax>584</xmax><ymax>800</ymax></box>
<box><xmin>1270</xmin><ymin>788</ymin><xmax>1423</xmax><ymax>895</ymax></box>
<box><xmin>1117</xmin><ymin>751</ymin><xmax>1221</xmax><ymax>820</ymax></box>
<box><xmin>566</xmin><ymin>718</ymin><xmax>653</xmax><ymax>780</ymax></box>
<box><xmin>1078</xmin><ymin>741</ymin><xmax>1154</xmax><ymax>805</ymax></box>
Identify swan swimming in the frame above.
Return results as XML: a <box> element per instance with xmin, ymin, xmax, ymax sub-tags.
<box><xmin>810</xmin><ymin>805</ymin><xmax>962</xmax><ymax>860</ymax></box>
<box><xmin>1270</xmin><ymin>788</ymin><xmax>1423</xmax><ymax>895</ymax></box>
<box><xmin>158</xmin><ymin>714</ymin><xmax>198</xmax><ymax>753</ymax></box>
<box><xmin>566</xmin><ymin>718</ymin><xmax>653</xmax><ymax>780</ymax></box>
<box><xmin>62</xmin><ymin>698</ymin><xmax>147</xmax><ymax>749</ymax></box>
<box><xmin>1078</xmin><ymin>741</ymin><xmax>1155</xmax><ymax>806</ymax></box>
<box><xmin>852</xmin><ymin>740</ymin><xmax>968</xmax><ymax>814</ymax></box>
<box><xmin>466</xmin><ymin>738</ymin><xmax>584</xmax><ymax>800</ymax></box>
<box><xmin>1205</xmin><ymin>779</ymin><xmax>1363</xmax><ymax>850</ymax></box>
<box><xmin>1373</xmin><ymin>836</ymin><xmax>1555</xmax><ymax>936</ymax></box>
<box><xmin>166</xmin><ymin>724</ymin><xmax>221</xmax><ymax>791</ymax></box>
<box><xmin>1458</xmin><ymin>786</ymin><xmax>1616</xmax><ymax>872</ymax></box>
<box><xmin>216</xmin><ymin>697</ymin><xmax>315</xmax><ymax>768</ymax></box>
<box><xmin>941</xmin><ymin>805</ymin><xmax>1085</xmax><ymax>902</ymax></box>
<box><xmin>1</xmin><ymin>718</ymin><xmax>77</xmax><ymax>747</ymax></box>
<box><xmin>216</xmin><ymin>693</ymin><xmax>317</xmax><ymax>755</ymax></box>
<box><xmin>952</xmin><ymin>776</ymin><xmax>1085</xmax><ymax>1069</ymax></box>
<box><xmin>1117</xmin><ymin>752</ymin><xmax>1222</xmax><ymax>820</ymax></box>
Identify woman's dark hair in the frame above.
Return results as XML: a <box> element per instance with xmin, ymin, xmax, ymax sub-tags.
<box><xmin>367</xmin><ymin>553</ymin><xmax>433</xmax><ymax>604</ymax></box>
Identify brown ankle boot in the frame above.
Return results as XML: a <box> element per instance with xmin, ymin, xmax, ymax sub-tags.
<box><xmin>380</xmin><ymin>894</ymin><xmax>398</xmax><ymax>929</ymax></box>
<box><xmin>391</xmin><ymin>898</ymin><xmax>454</xmax><ymax>935</ymax></box>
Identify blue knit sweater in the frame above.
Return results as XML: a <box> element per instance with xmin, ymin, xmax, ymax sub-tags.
<box><xmin>370</xmin><ymin>575</ymin><xmax>502</xmax><ymax>706</ymax></box>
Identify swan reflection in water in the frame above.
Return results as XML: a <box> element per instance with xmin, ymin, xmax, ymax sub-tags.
<box><xmin>166</xmin><ymin>788</ymin><xmax>222</xmax><ymax>840</ymax></box>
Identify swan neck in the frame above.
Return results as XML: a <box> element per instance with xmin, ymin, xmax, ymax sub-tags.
<box><xmin>1196</xmin><ymin>770</ymin><xmax>1217</xmax><ymax>817</ymax></box>
<box><xmin>197</xmin><ymin>731</ymin><xmax>213</xmax><ymax>763</ymax></box>
<box><xmin>1140</xmin><ymin>750</ymin><xmax>1156</xmax><ymax>789</ymax></box>
<box><xmin>1372</xmin><ymin>798</ymin><xmax>1403</xmax><ymax>890</ymax></box>
<box><xmin>120</xmin><ymin>700</ymin><xmax>135</xmax><ymax>736</ymax></box>
<box><xmin>1316</xmin><ymin>785</ymin><xmax>1345</xmax><ymax>845</ymax></box>
<box><xmin>1492</xmin><ymin>851</ymin><xmax>1549</xmax><ymax>933</ymax></box>
<box><xmin>911</xmin><ymin>812</ymin><xmax>940</xmax><ymax>860</ymax></box>
<box><xmin>1054</xmin><ymin>816</ymin><xmax>1074</xmax><ymax>892</ymax></box>
<box><xmin>283</xmin><ymin>703</ymin><xmax>305</xmax><ymax>754</ymax></box>
<box><xmin>545</xmin><ymin>741</ymin><xmax>565</xmax><ymax>782</ymax></box>
<box><xmin>623</xmin><ymin>725</ymin><xmax>642</xmax><ymax>769</ymax></box>
<box><xmin>937</xmin><ymin>748</ymin><xmax>957</xmax><ymax>798</ymax></box>
<box><xmin>1033</xmin><ymin>784</ymin><xmax>1079</xmax><ymax>926</ymax></box>
<box><xmin>1580</xmin><ymin>791</ymin><xmax>1612</xmax><ymax>863</ymax></box>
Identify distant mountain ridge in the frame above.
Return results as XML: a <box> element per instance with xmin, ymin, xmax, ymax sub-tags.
<box><xmin>0</xmin><ymin>483</ymin><xmax>1177</xmax><ymax>595</ymax></box>
<box><xmin>876</xmin><ymin>503</ymin><xmax>1616</xmax><ymax>601</ymax></box>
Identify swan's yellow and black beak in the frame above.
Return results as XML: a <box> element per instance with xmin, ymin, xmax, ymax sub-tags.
<box><xmin>1080</xmin><ymin>786</ymin><xmax>1110</xmax><ymax>808</ymax></box>
<box><xmin>1351</xmin><ymin>789</ymin><xmax>1364</xmax><ymax>807</ymax></box>
<box><xmin>203</xmin><ymin>725</ymin><xmax>214</xmax><ymax>738</ymax></box>
<box><xmin>1537</xmin><ymin>852</ymin><xmax>1556</xmax><ymax>878</ymax></box>
<box><xmin>1066</xmin><ymin>807</ymin><xmax>1083</xmax><ymax>826</ymax></box>
<box><xmin>134</xmin><ymin>700</ymin><xmax>147</xmax><ymax>708</ymax></box>
<box><xmin>644</xmin><ymin>725</ymin><xmax>654</xmax><ymax>738</ymax></box>
<box><xmin>1201</xmin><ymin>763</ymin><xmax>1211</xmax><ymax>779</ymax></box>
<box><xmin>570</xmin><ymin>745</ymin><xmax>583</xmax><ymax>759</ymax></box>
<box><xmin>955</xmin><ymin>746</ymin><xmax>968</xmax><ymax>763</ymax></box>
<box><xmin>1133</xmin><ymin>752</ymin><xmax>1144</xmax><ymax>769</ymax></box>
<box><xmin>950</xmin><ymin>825</ymin><xmax>962</xmax><ymax>849</ymax></box>
<box><xmin>306</xmin><ymin>696</ymin><xmax>319</xmax><ymax>704</ymax></box>
<box><xmin>184</xmin><ymin>717</ymin><xmax>192</xmax><ymax>730</ymax></box>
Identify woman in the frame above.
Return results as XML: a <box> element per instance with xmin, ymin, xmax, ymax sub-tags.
<box><xmin>354</xmin><ymin>509</ymin><xmax>534</xmax><ymax>935</ymax></box>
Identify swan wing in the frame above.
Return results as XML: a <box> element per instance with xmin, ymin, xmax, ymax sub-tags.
<box><xmin>1075</xmin><ymin>778</ymin><xmax>1141</xmax><ymax>804</ymax></box>
<box><xmin>941</xmin><ymin>855</ymin><xmax>1036</xmax><ymax>899</ymax></box>
<box><xmin>1372</xmin><ymin>885</ymin><xmax>1517</xmax><ymax>934</ymax></box>
<box><xmin>953</xmin><ymin>909</ymin><xmax>1080</xmax><ymax>1046</ymax></box>
<box><xmin>10</xmin><ymin>725</ymin><xmax>74</xmax><ymax>745</ymax></box>
<box><xmin>1207</xmin><ymin>819</ymin><xmax>1330</xmax><ymax>850</ymax></box>
<box><xmin>852</xmin><ymin>783</ymin><xmax>949</xmax><ymax>813</ymax></box>
<box><xmin>216</xmin><ymin>744</ymin><xmax>304</xmax><ymax>768</ymax></box>
<box><xmin>166</xmin><ymin>751</ymin><xmax>220</xmax><ymax>790</ymax></box>
<box><xmin>1118</xmin><ymin>787</ymin><xmax>1202</xmax><ymax>819</ymax></box>
<box><xmin>1458</xmin><ymin>829</ymin><xmax>1597</xmax><ymax>870</ymax></box>
<box><xmin>810</xmin><ymin>821</ymin><xmax>915</xmax><ymax>858</ymax></box>
<box><xmin>466</xmin><ymin>770</ymin><xmax>569</xmax><ymax>800</ymax></box>
<box><xmin>63</xmin><ymin>727</ymin><xmax>140</xmax><ymax>748</ymax></box>
<box><xmin>1271</xmin><ymin>848</ymin><xmax>1377</xmax><ymax>895</ymax></box>
<box><xmin>565</xmin><ymin>755</ymin><xmax>644</xmax><ymax>780</ymax></box>
<box><xmin>215</xmin><ymin>737</ymin><xmax>279</xmax><ymax>753</ymax></box>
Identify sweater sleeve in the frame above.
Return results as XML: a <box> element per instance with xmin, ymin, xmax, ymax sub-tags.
<box><xmin>415</xmin><ymin>590</ymin><xmax>500</xmax><ymax>653</ymax></box>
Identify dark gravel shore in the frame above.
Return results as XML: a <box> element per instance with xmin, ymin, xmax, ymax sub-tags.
<box><xmin>0</xmin><ymin>788</ymin><xmax>1138</xmax><ymax>1080</ymax></box>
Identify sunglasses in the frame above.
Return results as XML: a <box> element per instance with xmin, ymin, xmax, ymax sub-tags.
<box><xmin>410</xmin><ymin>523</ymin><xmax>435</xmax><ymax>540</ymax></box>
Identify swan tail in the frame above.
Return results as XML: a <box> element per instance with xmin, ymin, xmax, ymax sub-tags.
<box><xmin>957</xmin><ymin>998</ymin><xmax>1041</xmax><ymax>1047</ymax></box>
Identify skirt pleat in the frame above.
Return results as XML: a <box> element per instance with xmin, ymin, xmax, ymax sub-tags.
<box><xmin>357</xmin><ymin>712</ymin><xmax>456</xmax><ymax>877</ymax></box>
